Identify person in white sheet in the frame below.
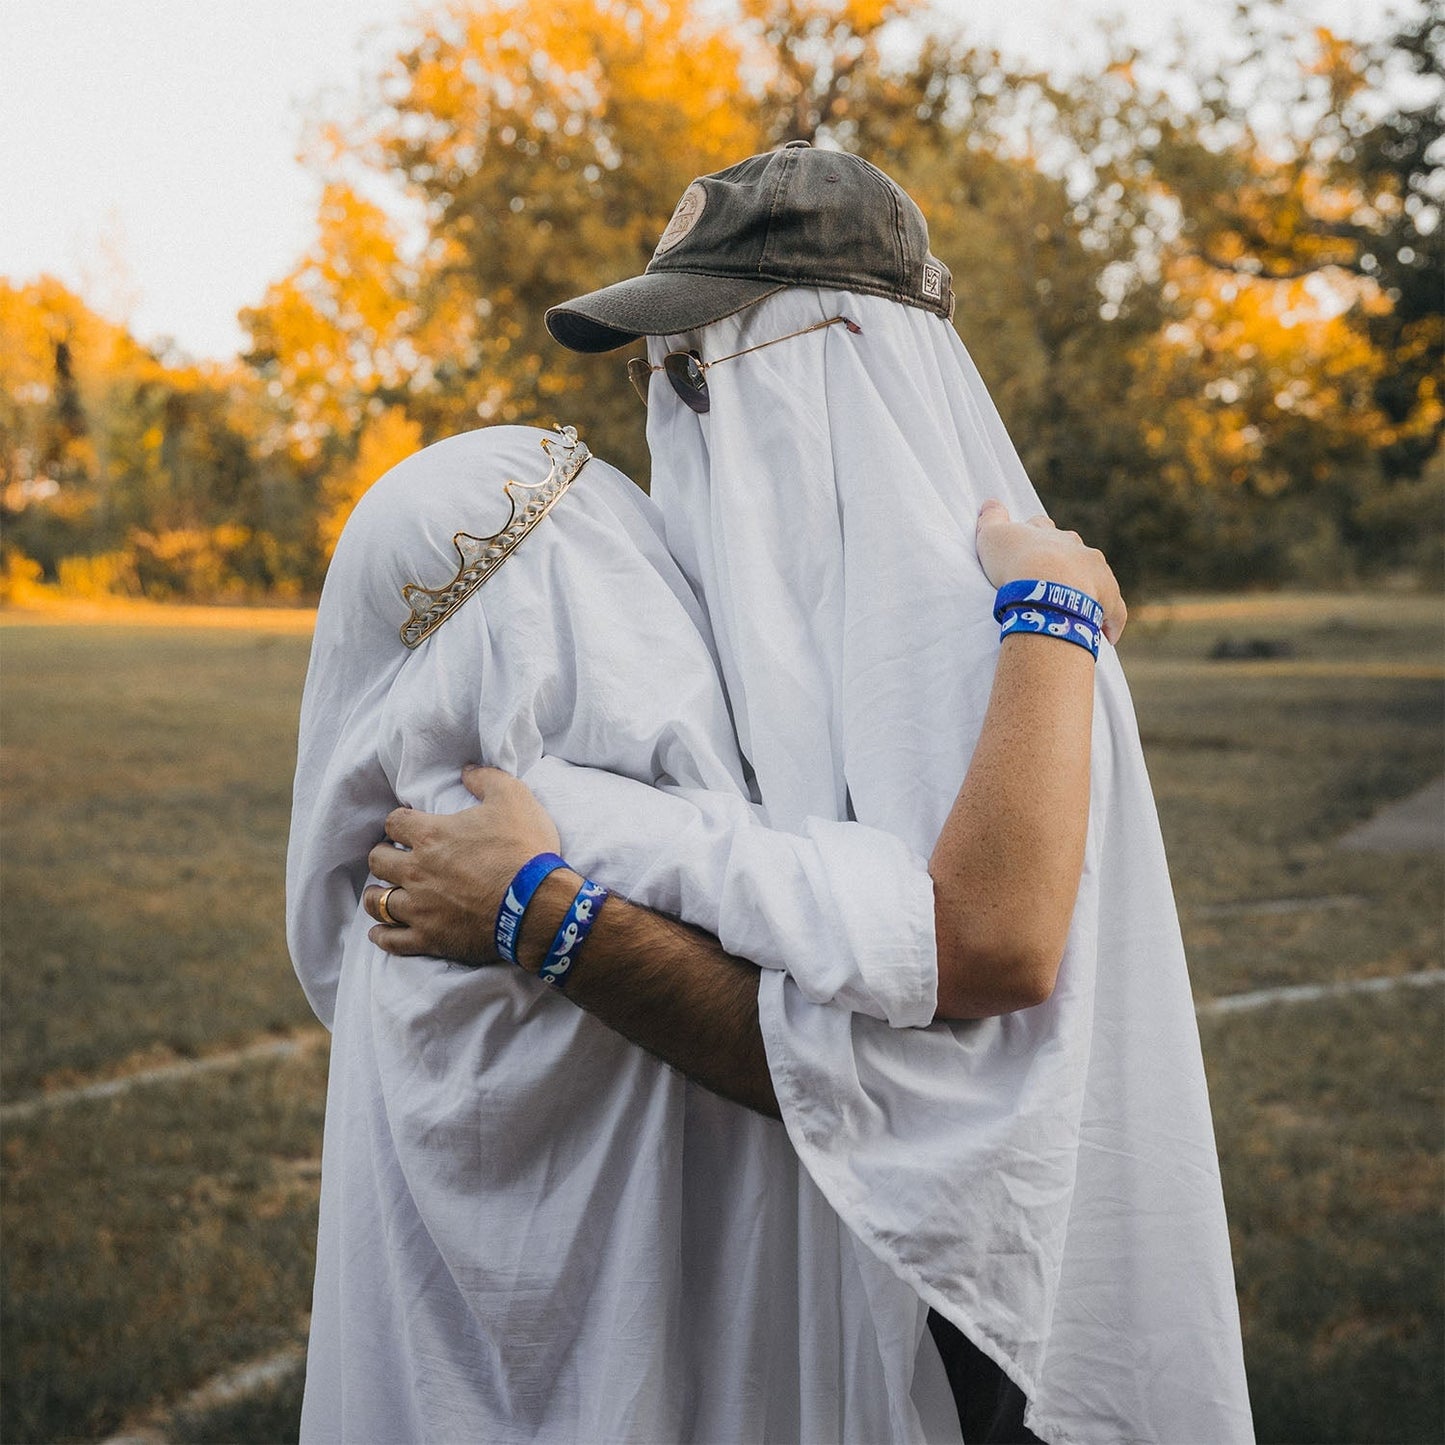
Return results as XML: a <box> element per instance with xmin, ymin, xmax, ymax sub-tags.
<box><xmin>290</xmin><ymin>422</ymin><xmax>1122</xmax><ymax>1443</ymax></box>
<box><xmin>367</xmin><ymin>145</ymin><xmax>1255</xmax><ymax>1445</ymax></box>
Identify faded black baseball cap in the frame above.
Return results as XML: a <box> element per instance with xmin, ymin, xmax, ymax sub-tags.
<box><xmin>545</xmin><ymin>141</ymin><xmax>955</xmax><ymax>353</ymax></box>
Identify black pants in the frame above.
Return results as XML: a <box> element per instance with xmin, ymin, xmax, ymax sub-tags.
<box><xmin>927</xmin><ymin>1310</ymin><xmax>1044</xmax><ymax>1445</ymax></box>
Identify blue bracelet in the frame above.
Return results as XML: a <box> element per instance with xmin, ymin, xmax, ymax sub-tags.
<box><xmin>538</xmin><ymin>878</ymin><xmax>610</xmax><ymax>989</ymax></box>
<box><xmin>994</xmin><ymin>580</ymin><xmax>1105</xmax><ymax>632</ymax></box>
<box><xmin>999</xmin><ymin>603</ymin><xmax>1101</xmax><ymax>659</ymax></box>
<box><xmin>495</xmin><ymin>852</ymin><xmax>569</xmax><ymax>965</ymax></box>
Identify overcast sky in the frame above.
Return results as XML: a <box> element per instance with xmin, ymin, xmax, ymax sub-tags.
<box><xmin>0</xmin><ymin>0</ymin><xmax>1392</xmax><ymax>362</ymax></box>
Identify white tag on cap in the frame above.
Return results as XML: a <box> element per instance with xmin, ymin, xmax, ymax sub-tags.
<box><xmin>654</xmin><ymin>182</ymin><xmax>707</xmax><ymax>256</ymax></box>
<box><xmin>921</xmin><ymin>260</ymin><xmax>944</xmax><ymax>301</ymax></box>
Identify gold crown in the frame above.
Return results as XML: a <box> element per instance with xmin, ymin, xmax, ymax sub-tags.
<box><xmin>399</xmin><ymin>426</ymin><xmax>591</xmax><ymax>648</ymax></box>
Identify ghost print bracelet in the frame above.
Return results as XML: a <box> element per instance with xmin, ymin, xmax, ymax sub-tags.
<box><xmin>537</xmin><ymin>878</ymin><xmax>610</xmax><ymax>989</ymax></box>
<box><xmin>997</xmin><ymin>603</ymin><xmax>1101</xmax><ymax>659</ymax></box>
<box><xmin>993</xmin><ymin>579</ymin><xmax>1106</xmax><ymax>631</ymax></box>
<box><xmin>495</xmin><ymin>852</ymin><xmax>569</xmax><ymax>964</ymax></box>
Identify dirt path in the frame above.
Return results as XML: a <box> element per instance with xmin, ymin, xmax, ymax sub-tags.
<box><xmin>1338</xmin><ymin>776</ymin><xmax>1444</xmax><ymax>853</ymax></box>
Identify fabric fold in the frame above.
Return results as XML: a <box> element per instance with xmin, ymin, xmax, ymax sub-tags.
<box><xmin>645</xmin><ymin>288</ymin><xmax>1254</xmax><ymax>1445</ymax></box>
<box><xmin>288</xmin><ymin>424</ymin><xmax>958</xmax><ymax>1442</ymax></box>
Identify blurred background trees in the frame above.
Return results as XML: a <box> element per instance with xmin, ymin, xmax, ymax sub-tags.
<box><xmin>3</xmin><ymin>0</ymin><xmax>1439</xmax><ymax>600</ymax></box>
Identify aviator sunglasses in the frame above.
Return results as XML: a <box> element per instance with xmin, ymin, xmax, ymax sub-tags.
<box><xmin>627</xmin><ymin>315</ymin><xmax>862</xmax><ymax>413</ymax></box>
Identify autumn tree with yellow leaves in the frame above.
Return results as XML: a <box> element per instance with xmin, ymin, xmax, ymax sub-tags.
<box><xmin>0</xmin><ymin>277</ymin><xmax>316</xmax><ymax>599</ymax></box>
<box><xmin>2</xmin><ymin>0</ymin><xmax>1437</xmax><ymax>599</ymax></box>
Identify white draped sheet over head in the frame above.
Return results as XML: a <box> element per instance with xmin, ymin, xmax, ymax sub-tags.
<box><xmin>286</xmin><ymin>424</ymin><xmax>972</xmax><ymax>1442</ymax></box>
<box><xmin>643</xmin><ymin>289</ymin><xmax>1256</xmax><ymax>1445</ymax></box>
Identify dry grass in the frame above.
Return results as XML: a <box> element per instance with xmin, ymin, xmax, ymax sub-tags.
<box><xmin>0</xmin><ymin>1048</ymin><xmax>327</xmax><ymax>1443</ymax></box>
<box><xmin>1118</xmin><ymin>601</ymin><xmax>1443</xmax><ymax>1003</ymax></box>
<box><xmin>0</xmin><ymin>621</ymin><xmax>318</xmax><ymax>1096</ymax></box>
<box><xmin>1203</xmin><ymin>989</ymin><xmax>1444</xmax><ymax>1445</ymax></box>
<box><xmin>0</xmin><ymin>593</ymin><xmax>1440</xmax><ymax>1444</ymax></box>
<box><xmin>1</xmin><ymin>595</ymin><xmax>316</xmax><ymax>633</ymax></box>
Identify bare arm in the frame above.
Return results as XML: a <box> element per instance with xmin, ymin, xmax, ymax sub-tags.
<box><xmin>521</xmin><ymin>872</ymin><xmax>778</xmax><ymax>1117</ymax></box>
<box><xmin>368</xmin><ymin>778</ymin><xmax>779</xmax><ymax>1116</ymax></box>
<box><xmin>929</xmin><ymin>500</ymin><xmax>1125</xmax><ymax>1017</ymax></box>
<box><xmin>364</xmin><ymin>500</ymin><xmax>1124</xmax><ymax>1110</ymax></box>
<box><xmin>930</xmin><ymin>633</ymin><xmax>1094</xmax><ymax>1015</ymax></box>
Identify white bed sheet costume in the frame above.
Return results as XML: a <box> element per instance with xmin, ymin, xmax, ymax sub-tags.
<box><xmin>639</xmin><ymin>286</ymin><xmax>1255</xmax><ymax>1444</ymax></box>
<box><xmin>287</xmin><ymin>295</ymin><xmax>1256</xmax><ymax>1440</ymax></box>
<box><xmin>288</xmin><ymin>424</ymin><xmax>968</xmax><ymax>1443</ymax></box>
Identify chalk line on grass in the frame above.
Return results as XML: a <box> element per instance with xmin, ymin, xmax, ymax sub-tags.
<box><xmin>61</xmin><ymin>967</ymin><xmax>1444</xmax><ymax>1437</ymax></box>
<box><xmin>1191</xmin><ymin>894</ymin><xmax>1366</xmax><ymax>919</ymax></box>
<box><xmin>99</xmin><ymin>1343</ymin><xmax>306</xmax><ymax>1445</ymax></box>
<box><xmin>6</xmin><ymin>971</ymin><xmax>1443</xmax><ymax>1125</ymax></box>
<box><xmin>1197</xmin><ymin>969</ymin><xmax>1445</xmax><ymax>1016</ymax></box>
<box><xmin>0</xmin><ymin>1031</ymin><xmax>328</xmax><ymax>1124</ymax></box>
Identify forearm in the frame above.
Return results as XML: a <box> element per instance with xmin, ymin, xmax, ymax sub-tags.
<box><xmin>525</xmin><ymin>757</ymin><xmax>936</xmax><ymax>1027</ymax></box>
<box><xmin>516</xmin><ymin>868</ymin><xmax>779</xmax><ymax>1118</ymax></box>
<box><xmin>930</xmin><ymin>632</ymin><xmax>1095</xmax><ymax>1016</ymax></box>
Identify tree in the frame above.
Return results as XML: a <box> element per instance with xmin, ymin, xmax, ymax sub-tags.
<box><xmin>1029</xmin><ymin>0</ymin><xmax>1443</xmax><ymax>580</ymax></box>
<box><xmin>241</xmin><ymin>182</ymin><xmax>417</xmax><ymax>466</ymax></box>
<box><xmin>18</xmin><ymin>0</ymin><xmax>1429</xmax><ymax>599</ymax></box>
<box><xmin>318</xmin><ymin>405</ymin><xmax>424</xmax><ymax>559</ymax></box>
<box><xmin>357</xmin><ymin>0</ymin><xmax>765</xmax><ymax>483</ymax></box>
<box><xmin>1</xmin><ymin>278</ymin><xmax>319</xmax><ymax>598</ymax></box>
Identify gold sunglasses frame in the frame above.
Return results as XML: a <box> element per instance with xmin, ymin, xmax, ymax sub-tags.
<box><xmin>627</xmin><ymin>315</ymin><xmax>862</xmax><ymax>411</ymax></box>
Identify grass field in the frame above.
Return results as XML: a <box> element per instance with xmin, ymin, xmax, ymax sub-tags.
<box><xmin>1</xmin><ymin>593</ymin><xmax>1441</xmax><ymax>1443</ymax></box>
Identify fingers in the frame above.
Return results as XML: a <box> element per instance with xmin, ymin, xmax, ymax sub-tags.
<box><xmin>362</xmin><ymin>883</ymin><xmax>406</xmax><ymax>927</ymax></box>
<box><xmin>368</xmin><ymin>838</ymin><xmax>411</xmax><ymax>884</ymax></box>
<box><xmin>1109</xmin><ymin>595</ymin><xmax>1128</xmax><ymax>644</ymax></box>
<box><xmin>462</xmin><ymin>763</ymin><xmax>494</xmax><ymax>800</ymax></box>
<box><xmin>1080</xmin><ymin>551</ymin><xmax>1126</xmax><ymax>643</ymax></box>
<box><xmin>461</xmin><ymin>764</ymin><xmax>515</xmax><ymax>802</ymax></box>
<box><xmin>384</xmin><ymin>806</ymin><xmax>423</xmax><ymax>847</ymax></box>
<box><xmin>368</xmin><ymin>923</ymin><xmax>432</xmax><ymax>956</ymax></box>
<box><xmin>977</xmin><ymin>498</ymin><xmax>1011</xmax><ymax>529</ymax></box>
<box><xmin>1101</xmin><ymin>583</ymin><xmax>1128</xmax><ymax>644</ymax></box>
<box><xmin>363</xmin><ymin>882</ymin><xmax>427</xmax><ymax>954</ymax></box>
<box><xmin>383</xmin><ymin>767</ymin><xmax>518</xmax><ymax>848</ymax></box>
<box><xmin>973</xmin><ymin>500</ymin><xmax>1127</xmax><ymax>642</ymax></box>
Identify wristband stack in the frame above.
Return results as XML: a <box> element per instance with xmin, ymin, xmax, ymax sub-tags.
<box><xmin>494</xmin><ymin>852</ymin><xmax>610</xmax><ymax>989</ymax></box>
<box><xmin>993</xmin><ymin>579</ymin><xmax>1104</xmax><ymax>659</ymax></box>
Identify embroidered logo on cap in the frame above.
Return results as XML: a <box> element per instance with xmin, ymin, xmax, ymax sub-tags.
<box><xmin>921</xmin><ymin>260</ymin><xmax>944</xmax><ymax>301</ymax></box>
<box><xmin>654</xmin><ymin>182</ymin><xmax>707</xmax><ymax>256</ymax></box>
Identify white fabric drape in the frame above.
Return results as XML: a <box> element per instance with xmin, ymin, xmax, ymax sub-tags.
<box><xmin>645</xmin><ymin>289</ymin><xmax>1255</xmax><ymax>1445</ymax></box>
<box><xmin>287</xmin><ymin>425</ymin><xmax>964</xmax><ymax>1442</ymax></box>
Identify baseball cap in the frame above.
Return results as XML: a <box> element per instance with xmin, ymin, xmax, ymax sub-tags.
<box><xmin>545</xmin><ymin>141</ymin><xmax>955</xmax><ymax>353</ymax></box>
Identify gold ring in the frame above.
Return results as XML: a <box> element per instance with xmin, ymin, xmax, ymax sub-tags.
<box><xmin>375</xmin><ymin>886</ymin><xmax>401</xmax><ymax>927</ymax></box>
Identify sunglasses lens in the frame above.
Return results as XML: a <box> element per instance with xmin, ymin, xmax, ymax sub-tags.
<box><xmin>626</xmin><ymin>356</ymin><xmax>653</xmax><ymax>406</ymax></box>
<box><xmin>664</xmin><ymin>352</ymin><xmax>710</xmax><ymax>414</ymax></box>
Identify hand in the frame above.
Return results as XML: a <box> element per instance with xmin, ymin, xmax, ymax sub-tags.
<box><xmin>362</xmin><ymin>766</ymin><xmax>562</xmax><ymax>962</ymax></box>
<box><xmin>975</xmin><ymin>499</ymin><xmax>1127</xmax><ymax>643</ymax></box>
